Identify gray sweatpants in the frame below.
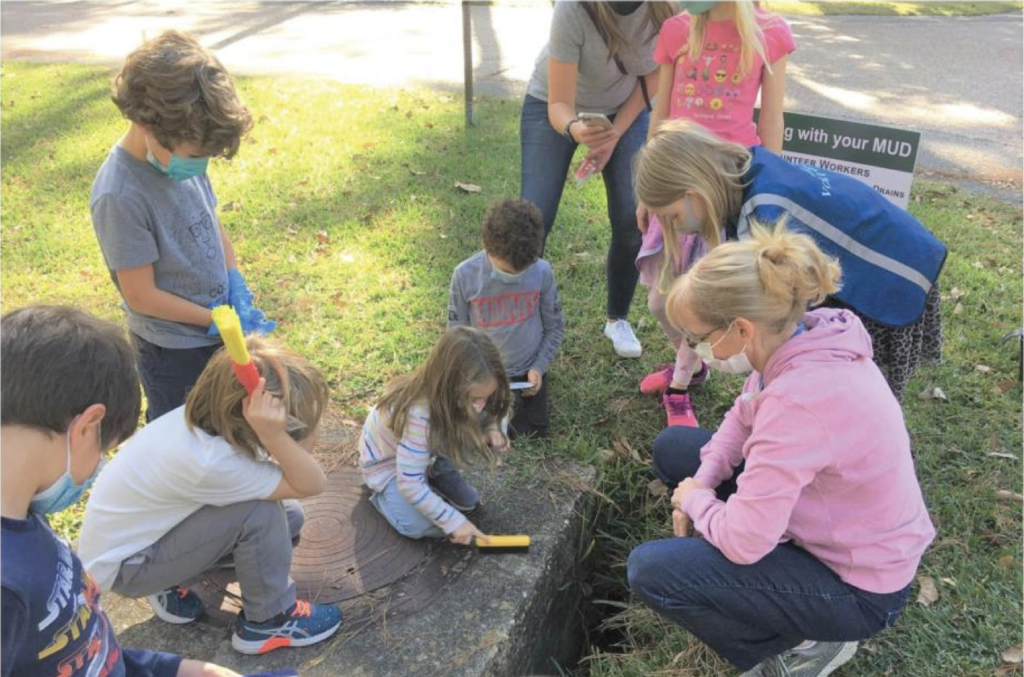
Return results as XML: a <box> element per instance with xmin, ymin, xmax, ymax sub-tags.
<box><xmin>113</xmin><ymin>499</ymin><xmax>304</xmax><ymax>622</ymax></box>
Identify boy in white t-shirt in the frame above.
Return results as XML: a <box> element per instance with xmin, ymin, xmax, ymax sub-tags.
<box><xmin>79</xmin><ymin>338</ymin><xmax>341</xmax><ymax>655</ymax></box>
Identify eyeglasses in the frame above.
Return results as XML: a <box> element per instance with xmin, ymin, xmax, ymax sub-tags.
<box><xmin>681</xmin><ymin>327</ymin><xmax>716</xmax><ymax>350</ymax></box>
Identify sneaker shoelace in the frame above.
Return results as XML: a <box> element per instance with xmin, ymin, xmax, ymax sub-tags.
<box><xmin>665</xmin><ymin>394</ymin><xmax>693</xmax><ymax>416</ymax></box>
<box><xmin>290</xmin><ymin>600</ymin><xmax>312</xmax><ymax>618</ymax></box>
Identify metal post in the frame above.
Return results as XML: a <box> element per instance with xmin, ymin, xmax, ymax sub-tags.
<box><xmin>462</xmin><ymin>0</ymin><xmax>475</xmax><ymax>127</ymax></box>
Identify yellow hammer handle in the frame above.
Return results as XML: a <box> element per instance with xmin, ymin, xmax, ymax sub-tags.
<box><xmin>212</xmin><ymin>305</ymin><xmax>251</xmax><ymax>365</ymax></box>
<box><xmin>476</xmin><ymin>535</ymin><xmax>530</xmax><ymax>548</ymax></box>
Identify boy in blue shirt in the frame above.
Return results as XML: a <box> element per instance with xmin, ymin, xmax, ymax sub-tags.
<box><xmin>91</xmin><ymin>30</ymin><xmax>272</xmax><ymax>422</ymax></box>
<box><xmin>1</xmin><ymin>305</ymin><xmax>240</xmax><ymax>677</ymax></box>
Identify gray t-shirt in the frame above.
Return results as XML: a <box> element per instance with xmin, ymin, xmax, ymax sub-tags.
<box><xmin>448</xmin><ymin>251</ymin><xmax>564</xmax><ymax>377</ymax></box>
<box><xmin>90</xmin><ymin>146</ymin><xmax>226</xmax><ymax>349</ymax></box>
<box><xmin>527</xmin><ymin>2</ymin><xmax>659</xmax><ymax>115</ymax></box>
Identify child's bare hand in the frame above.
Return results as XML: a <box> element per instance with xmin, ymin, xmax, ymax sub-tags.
<box><xmin>487</xmin><ymin>428</ymin><xmax>509</xmax><ymax>454</ymax></box>
<box><xmin>243</xmin><ymin>378</ymin><xmax>288</xmax><ymax>444</ymax></box>
<box><xmin>522</xmin><ymin>369</ymin><xmax>543</xmax><ymax>397</ymax></box>
<box><xmin>450</xmin><ymin>520</ymin><xmax>488</xmax><ymax>546</ymax></box>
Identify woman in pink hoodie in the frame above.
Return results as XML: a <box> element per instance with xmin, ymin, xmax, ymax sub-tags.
<box><xmin>627</xmin><ymin>223</ymin><xmax>935</xmax><ymax>677</ymax></box>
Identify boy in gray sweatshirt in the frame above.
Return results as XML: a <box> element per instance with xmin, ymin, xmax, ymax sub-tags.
<box><xmin>448</xmin><ymin>199</ymin><xmax>564</xmax><ymax>438</ymax></box>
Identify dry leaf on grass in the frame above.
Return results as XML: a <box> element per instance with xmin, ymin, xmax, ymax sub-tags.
<box><xmin>1003</xmin><ymin>645</ymin><xmax>1023</xmax><ymax>664</ymax></box>
<box><xmin>998</xmin><ymin>555</ymin><xmax>1016</xmax><ymax>571</ymax></box>
<box><xmin>647</xmin><ymin>479</ymin><xmax>668</xmax><ymax>498</ymax></box>
<box><xmin>316</xmin><ymin>231</ymin><xmax>329</xmax><ymax>244</ymax></box>
<box><xmin>995</xmin><ymin>490</ymin><xmax>1024</xmax><ymax>503</ymax></box>
<box><xmin>953</xmin><ymin>302</ymin><xmax>965</xmax><ymax>315</ymax></box>
<box><xmin>976</xmin><ymin>364</ymin><xmax>993</xmax><ymax>374</ymax></box>
<box><xmin>987</xmin><ymin>453</ymin><xmax>1018</xmax><ymax>460</ymax></box>
<box><xmin>454</xmin><ymin>181</ymin><xmax>482</xmax><ymax>193</ymax></box>
<box><xmin>916</xmin><ymin>575</ymin><xmax>938</xmax><ymax>606</ymax></box>
<box><xmin>918</xmin><ymin>386</ymin><xmax>948</xmax><ymax>401</ymax></box>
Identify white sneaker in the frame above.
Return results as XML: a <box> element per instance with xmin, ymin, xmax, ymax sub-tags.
<box><xmin>604</xmin><ymin>319</ymin><xmax>642</xmax><ymax>358</ymax></box>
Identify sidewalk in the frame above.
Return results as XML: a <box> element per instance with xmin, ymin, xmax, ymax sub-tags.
<box><xmin>2</xmin><ymin>1</ymin><xmax>1020</xmax><ymax>192</ymax></box>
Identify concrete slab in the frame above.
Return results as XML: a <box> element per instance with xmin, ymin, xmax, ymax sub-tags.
<box><xmin>101</xmin><ymin>453</ymin><xmax>597</xmax><ymax>677</ymax></box>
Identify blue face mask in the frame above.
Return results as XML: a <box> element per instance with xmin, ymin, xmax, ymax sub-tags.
<box><xmin>30</xmin><ymin>419</ymin><xmax>105</xmax><ymax>515</ymax></box>
<box><xmin>146</xmin><ymin>137</ymin><xmax>209</xmax><ymax>181</ymax></box>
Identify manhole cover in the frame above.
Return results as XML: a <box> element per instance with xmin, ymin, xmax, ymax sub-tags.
<box><xmin>194</xmin><ymin>467</ymin><xmax>468</xmax><ymax>625</ymax></box>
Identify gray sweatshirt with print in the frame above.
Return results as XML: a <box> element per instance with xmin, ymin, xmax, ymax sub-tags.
<box><xmin>448</xmin><ymin>251</ymin><xmax>564</xmax><ymax>376</ymax></box>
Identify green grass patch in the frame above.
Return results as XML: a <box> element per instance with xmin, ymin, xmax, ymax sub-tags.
<box><xmin>2</xmin><ymin>62</ymin><xmax>1021</xmax><ymax>676</ymax></box>
<box><xmin>764</xmin><ymin>1</ymin><xmax>1022</xmax><ymax>16</ymax></box>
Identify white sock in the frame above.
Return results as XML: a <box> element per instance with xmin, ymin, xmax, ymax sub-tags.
<box><xmin>794</xmin><ymin>640</ymin><xmax>817</xmax><ymax>652</ymax></box>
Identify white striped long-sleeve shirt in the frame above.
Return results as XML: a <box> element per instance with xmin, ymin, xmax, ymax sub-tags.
<box><xmin>359</xmin><ymin>402</ymin><xmax>467</xmax><ymax>534</ymax></box>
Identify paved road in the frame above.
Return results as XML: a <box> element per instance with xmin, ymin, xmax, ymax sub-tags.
<box><xmin>3</xmin><ymin>1</ymin><xmax>1021</xmax><ymax>192</ymax></box>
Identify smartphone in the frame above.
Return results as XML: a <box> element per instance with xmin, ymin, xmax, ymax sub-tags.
<box><xmin>579</xmin><ymin>111</ymin><xmax>613</xmax><ymax>129</ymax></box>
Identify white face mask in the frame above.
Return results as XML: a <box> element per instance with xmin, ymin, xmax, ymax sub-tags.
<box><xmin>694</xmin><ymin>322</ymin><xmax>754</xmax><ymax>375</ymax></box>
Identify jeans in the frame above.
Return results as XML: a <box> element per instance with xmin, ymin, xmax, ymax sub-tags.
<box><xmin>369</xmin><ymin>458</ymin><xmax>478</xmax><ymax>540</ymax></box>
<box><xmin>132</xmin><ymin>333</ymin><xmax>221</xmax><ymax>422</ymax></box>
<box><xmin>114</xmin><ymin>500</ymin><xmax>304</xmax><ymax>622</ymax></box>
<box><xmin>628</xmin><ymin>425</ymin><xmax>912</xmax><ymax>670</ymax></box>
<box><xmin>520</xmin><ymin>94</ymin><xmax>647</xmax><ymax>320</ymax></box>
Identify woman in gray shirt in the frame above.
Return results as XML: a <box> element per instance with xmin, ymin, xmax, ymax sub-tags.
<box><xmin>521</xmin><ymin>1</ymin><xmax>674</xmax><ymax>358</ymax></box>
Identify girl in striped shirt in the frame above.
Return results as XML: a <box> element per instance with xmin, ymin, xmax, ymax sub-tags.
<box><xmin>360</xmin><ymin>326</ymin><xmax>511</xmax><ymax>545</ymax></box>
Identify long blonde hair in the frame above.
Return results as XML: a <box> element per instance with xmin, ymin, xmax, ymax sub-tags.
<box><xmin>378</xmin><ymin>326</ymin><xmax>510</xmax><ymax>468</ymax></box>
<box><xmin>634</xmin><ymin>119</ymin><xmax>752</xmax><ymax>288</ymax></box>
<box><xmin>186</xmin><ymin>337</ymin><xmax>329</xmax><ymax>459</ymax></box>
<box><xmin>581</xmin><ymin>2</ymin><xmax>677</xmax><ymax>66</ymax></box>
<box><xmin>667</xmin><ymin>218</ymin><xmax>842</xmax><ymax>334</ymax></box>
<box><xmin>682</xmin><ymin>2</ymin><xmax>776</xmax><ymax>78</ymax></box>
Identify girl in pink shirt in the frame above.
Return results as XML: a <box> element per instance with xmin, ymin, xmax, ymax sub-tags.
<box><xmin>635</xmin><ymin>2</ymin><xmax>795</xmax><ymax>429</ymax></box>
<box><xmin>627</xmin><ymin>223</ymin><xmax>934</xmax><ymax>676</ymax></box>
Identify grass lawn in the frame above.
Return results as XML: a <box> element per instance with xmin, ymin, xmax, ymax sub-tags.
<box><xmin>2</xmin><ymin>62</ymin><xmax>1021</xmax><ymax>676</ymax></box>
<box><xmin>764</xmin><ymin>1</ymin><xmax>1022</xmax><ymax>16</ymax></box>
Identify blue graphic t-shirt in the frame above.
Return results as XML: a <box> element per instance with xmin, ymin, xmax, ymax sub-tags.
<box><xmin>1</xmin><ymin>513</ymin><xmax>181</xmax><ymax>677</ymax></box>
<box><xmin>90</xmin><ymin>145</ymin><xmax>227</xmax><ymax>349</ymax></box>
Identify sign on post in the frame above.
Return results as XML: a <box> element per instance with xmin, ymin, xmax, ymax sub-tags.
<box><xmin>756</xmin><ymin>109</ymin><xmax>921</xmax><ymax>209</ymax></box>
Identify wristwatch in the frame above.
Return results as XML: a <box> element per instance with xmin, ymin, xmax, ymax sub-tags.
<box><xmin>563</xmin><ymin>117</ymin><xmax>579</xmax><ymax>142</ymax></box>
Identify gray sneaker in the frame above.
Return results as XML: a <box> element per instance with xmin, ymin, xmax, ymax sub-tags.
<box><xmin>738</xmin><ymin>655</ymin><xmax>792</xmax><ymax>677</ymax></box>
<box><xmin>785</xmin><ymin>641</ymin><xmax>858</xmax><ymax>677</ymax></box>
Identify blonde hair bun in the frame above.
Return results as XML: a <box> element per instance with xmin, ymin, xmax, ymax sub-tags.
<box><xmin>666</xmin><ymin>217</ymin><xmax>842</xmax><ymax>332</ymax></box>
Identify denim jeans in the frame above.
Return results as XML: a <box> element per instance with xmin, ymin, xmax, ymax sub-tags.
<box><xmin>369</xmin><ymin>458</ymin><xmax>478</xmax><ymax>540</ymax></box>
<box><xmin>628</xmin><ymin>425</ymin><xmax>913</xmax><ymax>670</ymax></box>
<box><xmin>132</xmin><ymin>333</ymin><xmax>221</xmax><ymax>422</ymax></box>
<box><xmin>520</xmin><ymin>94</ymin><xmax>647</xmax><ymax>320</ymax></box>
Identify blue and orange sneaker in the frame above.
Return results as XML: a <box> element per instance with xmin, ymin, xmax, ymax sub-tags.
<box><xmin>146</xmin><ymin>586</ymin><xmax>204</xmax><ymax>624</ymax></box>
<box><xmin>232</xmin><ymin>600</ymin><xmax>342</xmax><ymax>655</ymax></box>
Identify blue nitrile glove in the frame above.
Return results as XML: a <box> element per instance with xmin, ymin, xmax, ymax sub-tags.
<box><xmin>206</xmin><ymin>269</ymin><xmax>277</xmax><ymax>336</ymax></box>
<box><xmin>228</xmin><ymin>268</ymin><xmax>276</xmax><ymax>335</ymax></box>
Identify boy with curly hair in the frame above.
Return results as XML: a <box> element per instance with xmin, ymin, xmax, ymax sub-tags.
<box><xmin>91</xmin><ymin>30</ymin><xmax>272</xmax><ymax>423</ymax></box>
<box><xmin>448</xmin><ymin>198</ymin><xmax>565</xmax><ymax>438</ymax></box>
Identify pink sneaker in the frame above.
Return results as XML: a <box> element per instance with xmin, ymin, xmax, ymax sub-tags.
<box><xmin>689</xmin><ymin>362</ymin><xmax>710</xmax><ymax>387</ymax></box>
<box><xmin>664</xmin><ymin>392</ymin><xmax>699</xmax><ymax>428</ymax></box>
<box><xmin>640</xmin><ymin>364</ymin><xmax>674</xmax><ymax>395</ymax></box>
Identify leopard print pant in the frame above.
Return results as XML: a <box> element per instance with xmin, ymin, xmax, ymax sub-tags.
<box><xmin>826</xmin><ymin>284</ymin><xmax>943</xmax><ymax>402</ymax></box>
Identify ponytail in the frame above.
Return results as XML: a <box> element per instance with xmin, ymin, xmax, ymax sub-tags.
<box><xmin>666</xmin><ymin>218</ymin><xmax>843</xmax><ymax>332</ymax></box>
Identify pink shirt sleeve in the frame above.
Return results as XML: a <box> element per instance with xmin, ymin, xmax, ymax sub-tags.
<box><xmin>653</xmin><ymin>14</ymin><xmax>690</xmax><ymax>65</ymax></box>
<box><xmin>759</xmin><ymin>12</ymin><xmax>796</xmax><ymax>65</ymax></box>
<box><xmin>692</xmin><ymin>390</ymin><xmax>752</xmax><ymax>489</ymax></box>
<box><xmin>682</xmin><ymin>394</ymin><xmax>831</xmax><ymax>565</ymax></box>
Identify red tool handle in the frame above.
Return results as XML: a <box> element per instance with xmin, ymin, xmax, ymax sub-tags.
<box><xmin>232</xmin><ymin>361</ymin><xmax>260</xmax><ymax>395</ymax></box>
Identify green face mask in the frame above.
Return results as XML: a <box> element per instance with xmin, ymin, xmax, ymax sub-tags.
<box><xmin>678</xmin><ymin>2</ymin><xmax>721</xmax><ymax>15</ymax></box>
<box><xmin>145</xmin><ymin>136</ymin><xmax>210</xmax><ymax>182</ymax></box>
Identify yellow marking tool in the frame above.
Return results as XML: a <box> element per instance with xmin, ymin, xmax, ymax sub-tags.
<box><xmin>212</xmin><ymin>305</ymin><xmax>260</xmax><ymax>394</ymax></box>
